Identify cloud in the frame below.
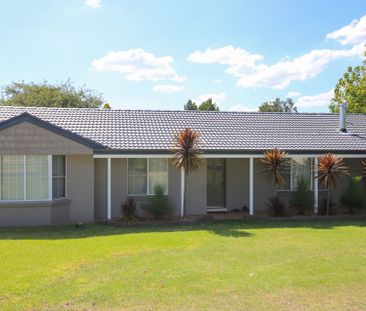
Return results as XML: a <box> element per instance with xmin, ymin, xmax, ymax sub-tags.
<box><xmin>86</xmin><ymin>0</ymin><xmax>101</xmax><ymax>8</ymax></box>
<box><xmin>295</xmin><ymin>89</ymin><xmax>334</xmax><ymax>108</ymax></box>
<box><xmin>152</xmin><ymin>84</ymin><xmax>186</xmax><ymax>93</ymax></box>
<box><xmin>187</xmin><ymin>43</ymin><xmax>363</xmax><ymax>89</ymax></box>
<box><xmin>91</xmin><ymin>49</ymin><xmax>186</xmax><ymax>82</ymax></box>
<box><xmin>228</xmin><ymin>104</ymin><xmax>257</xmax><ymax>112</ymax></box>
<box><xmin>195</xmin><ymin>92</ymin><xmax>227</xmax><ymax>103</ymax></box>
<box><xmin>326</xmin><ymin>14</ymin><xmax>366</xmax><ymax>45</ymax></box>
<box><xmin>287</xmin><ymin>91</ymin><xmax>301</xmax><ymax>98</ymax></box>
<box><xmin>211</xmin><ymin>79</ymin><xmax>222</xmax><ymax>84</ymax></box>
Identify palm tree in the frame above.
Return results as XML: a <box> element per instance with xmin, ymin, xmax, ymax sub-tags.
<box><xmin>317</xmin><ymin>154</ymin><xmax>349</xmax><ymax>215</ymax></box>
<box><xmin>172</xmin><ymin>128</ymin><xmax>202</xmax><ymax>217</ymax></box>
<box><xmin>259</xmin><ymin>148</ymin><xmax>289</xmax><ymax>217</ymax></box>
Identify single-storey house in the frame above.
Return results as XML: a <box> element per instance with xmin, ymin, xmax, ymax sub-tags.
<box><xmin>0</xmin><ymin>105</ymin><xmax>365</xmax><ymax>226</ymax></box>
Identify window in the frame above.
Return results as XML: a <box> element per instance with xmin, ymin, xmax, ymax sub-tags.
<box><xmin>52</xmin><ymin>155</ymin><xmax>66</xmax><ymax>199</ymax></box>
<box><xmin>0</xmin><ymin>155</ymin><xmax>66</xmax><ymax>201</ymax></box>
<box><xmin>128</xmin><ymin>158</ymin><xmax>168</xmax><ymax>195</ymax></box>
<box><xmin>279</xmin><ymin>158</ymin><xmax>312</xmax><ymax>191</ymax></box>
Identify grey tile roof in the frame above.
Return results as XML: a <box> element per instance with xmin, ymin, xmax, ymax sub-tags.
<box><xmin>0</xmin><ymin>106</ymin><xmax>366</xmax><ymax>154</ymax></box>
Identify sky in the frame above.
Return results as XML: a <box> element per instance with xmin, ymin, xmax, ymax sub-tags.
<box><xmin>0</xmin><ymin>0</ymin><xmax>365</xmax><ymax>112</ymax></box>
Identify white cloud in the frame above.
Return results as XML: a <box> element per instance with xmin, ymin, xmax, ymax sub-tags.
<box><xmin>152</xmin><ymin>84</ymin><xmax>186</xmax><ymax>93</ymax></box>
<box><xmin>187</xmin><ymin>43</ymin><xmax>364</xmax><ymax>89</ymax></box>
<box><xmin>211</xmin><ymin>79</ymin><xmax>222</xmax><ymax>84</ymax></box>
<box><xmin>228</xmin><ymin>104</ymin><xmax>257</xmax><ymax>112</ymax></box>
<box><xmin>86</xmin><ymin>0</ymin><xmax>101</xmax><ymax>8</ymax></box>
<box><xmin>295</xmin><ymin>89</ymin><xmax>334</xmax><ymax>108</ymax></box>
<box><xmin>91</xmin><ymin>49</ymin><xmax>186</xmax><ymax>82</ymax></box>
<box><xmin>195</xmin><ymin>92</ymin><xmax>227</xmax><ymax>104</ymax></box>
<box><xmin>287</xmin><ymin>91</ymin><xmax>301</xmax><ymax>98</ymax></box>
<box><xmin>326</xmin><ymin>14</ymin><xmax>366</xmax><ymax>45</ymax></box>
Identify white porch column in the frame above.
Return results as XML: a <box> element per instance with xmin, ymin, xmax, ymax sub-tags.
<box><xmin>249</xmin><ymin>157</ymin><xmax>254</xmax><ymax>216</ymax></box>
<box><xmin>107</xmin><ymin>157</ymin><xmax>112</xmax><ymax>220</ymax></box>
<box><xmin>180</xmin><ymin>167</ymin><xmax>185</xmax><ymax>218</ymax></box>
<box><xmin>313</xmin><ymin>157</ymin><xmax>318</xmax><ymax>214</ymax></box>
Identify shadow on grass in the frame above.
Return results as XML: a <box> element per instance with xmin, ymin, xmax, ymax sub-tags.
<box><xmin>0</xmin><ymin>218</ymin><xmax>365</xmax><ymax>240</ymax></box>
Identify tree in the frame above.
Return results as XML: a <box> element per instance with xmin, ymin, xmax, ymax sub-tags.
<box><xmin>329</xmin><ymin>50</ymin><xmax>366</xmax><ymax>113</ymax></box>
<box><xmin>172</xmin><ymin>128</ymin><xmax>202</xmax><ymax>217</ymax></box>
<box><xmin>317</xmin><ymin>154</ymin><xmax>349</xmax><ymax>216</ymax></box>
<box><xmin>184</xmin><ymin>98</ymin><xmax>220</xmax><ymax>111</ymax></box>
<box><xmin>0</xmin><ymin>80</ymin><xmax>104</xmax><ymax>108</ymax></box>
<box><xmin>198</xmin><ymin>98</ymin><xmax>219</xmax><ymax>111</ymax></box>
<box><xmin>184</xmin><ymin>100</ymin><xmax>198</xmax><ymax>110</ymax></box>
<box><xmin>102</xmin><ymin>103</ymin><xmax>111</xmax><ymax>109</ymax></box>
<box><xmin>258</xmin><ymin>98</ymin><xmax>297</xmax><ymax>112</ymax></box>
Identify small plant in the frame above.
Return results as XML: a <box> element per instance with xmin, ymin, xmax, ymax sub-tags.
<box><xmin>289</xmin><ymin>176</ymin><xmax>313</xmax><ymax>215</ymax></box>
<box><xmin>318</xmin><ymin>197</ymin><xmax>337</xmax><ymax>215</ymax></box>
<box><xmin>267</xmin><ymin>195</ymin><xmax>286</xmax><ymax>217</ymax></box>
<box><xmin>340</xmin><ymin>176</ymin><xmax>366</xmax><ymax>213</ymax></box>
<box><xmin>142</xmin><ymin>184</ymin><xmax>174</xmax><ymax>219</ymax></box>
<box><xmin>119</xmin><ymin>199</ymin><xmax>137</xmax><ymax>223</ymax></box>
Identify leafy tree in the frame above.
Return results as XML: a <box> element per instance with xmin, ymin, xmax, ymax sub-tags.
<box><xmin>172</xmin><ymin>128</ymin><xmax>202</xmax><ymax>217</ymax></box>
<box><xmin>329</xmin><ymin>50</ymin><xmax>366</xmax><ymax>113</ymax></box>
<box><xmin>258</xmin><ymin>98</ymin><xmax>297</xmax><ymax>112</ymax></box>
<box><xmin>102</xmin><ymin>103</ymin><xmax>111</xmax><ymax>109</ymax></box>
<box><xmin>0</xmin><ymin>80</ymin><xmax>103</xmax><ymax>108</ymax></box>
<box><xmin>184</xmin><ymin>98</ymin><xmax>219</xmax><ymax>111</ymax></box>
<box><xmin>184</xmin><ymin>100</ymin><xmax>198</xmax><ymax>110</ymax></box>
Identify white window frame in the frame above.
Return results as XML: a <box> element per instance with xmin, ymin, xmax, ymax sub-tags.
<box><xmin>0</xmin><ymin>155</ymin><xmax>67</xmax><ymax>202</ymax></box>
<box><xmin>51</xmin><ymin>155</ymin><xmax>67</xmax><ymax>200</ymax></box>
<box><xmin>277</xmin><ymin>158</ymin><xmax>313</xmax><ymax>192</ymax></box>
<box><xmin>127</xmin><ymin>158</ymin><xmax>169</xmax><ymax>196</ymax></box>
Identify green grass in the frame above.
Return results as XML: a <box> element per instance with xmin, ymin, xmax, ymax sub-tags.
<box><xmin>1</xmin><ymin>220</ymin><xmax>366</xmax><ymax>310</ymax></box>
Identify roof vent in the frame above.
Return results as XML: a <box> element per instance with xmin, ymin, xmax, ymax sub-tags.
<box><xmin>339</xmin><ymin>103</ymin><xmax>347</xmax><ymax>133</ymax></box>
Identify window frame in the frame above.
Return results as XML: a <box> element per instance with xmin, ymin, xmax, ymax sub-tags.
<box><xmin>277</xmin><ymin>157</ymin><xmax>313</xmax><ymax>192</ymax></box>
<box><xmin>127</xmin><ymin>158</ymin><xmax>169</xmax><ymax>196</ymax></box>
<box><xmin>52</xmin><ymin>155</ymin><xmax>67</xmax><ymax>200</ymax></box>
<box><xmin>0</xmin><ymin>155</ymin><xmax>67</xmax><ymax>202</ymax></box>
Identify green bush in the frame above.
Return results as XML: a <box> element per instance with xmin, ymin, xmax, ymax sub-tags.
<box><xmin>340</xmin><ymin>176</ymin><xmax>366</xmax><ymax>213</ymax></box>
<box><xmin>119</xmin><ymin>198</ymin><xmax>137</xmax><ymax>223</ymax></box>
<box><xmin>289</xmin><ymin>176</ymin><xmax>313</xmax><ymax>215</ymax></box>
<box><xmin>142</xmin><ymin>184</ymin><xmax>174</xmax><ymax>219</ymax></box>
<box><xmin>267</xmin><ymin>195</ymin><xmax>286</xmax><ymax>217</ymax></box>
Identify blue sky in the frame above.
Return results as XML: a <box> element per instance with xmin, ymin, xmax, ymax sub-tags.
<box><xmin>0</xmin><ymin>0</ymin><xmax>365</xmax><ymax>112</ymax></box>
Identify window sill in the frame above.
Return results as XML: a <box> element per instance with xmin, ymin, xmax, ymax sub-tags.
<box><xmin>0</xmin><ymin>199</ymin><xmax>71</xmax><ymax>208</ymax></box>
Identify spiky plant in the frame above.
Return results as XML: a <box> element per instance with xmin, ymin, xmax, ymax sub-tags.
<box><xmin>260</xmin><ymin>148</ymin><xmax>289</xmax><ymax>192</ymax></box>
<box><xmin>317</xmin><ymin>153</ymin><xmax>349</xmax><ymax>216</ymax></box>
<box><xmin>172</xmin><ymin>128</ymin><xmax>202</xmax><ymax>217</ymax></box>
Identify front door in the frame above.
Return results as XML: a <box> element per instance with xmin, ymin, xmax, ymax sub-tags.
<box><xmin>207</xmin><ymin>159</ymin><xmax>226</xmax><ymax>208</ymax></box>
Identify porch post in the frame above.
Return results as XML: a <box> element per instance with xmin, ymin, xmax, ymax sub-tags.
<box><xmin>249</xmin><ymin>157</ymin><xmax>254</xmax><ymax>215</ymax></box>
<box><xmin>180</xmin><ymin>167</ymin><xmax>185</xmax><ymax>218</ymax></box>
<box><xmin>107</xmin><ymin>157</ymin><xmax>112</xmax><ymax>220</ymax></box>
<box><xmin>313</xmin><ymin>157</ymin><xmax>318</xmax><ymax>214</ymax></box>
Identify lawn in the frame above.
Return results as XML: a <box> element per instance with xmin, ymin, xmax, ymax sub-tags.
<box><xmin>1</xmin><ymin>220</ymin><xmax>366</xmax><ymax>310</ymax></box>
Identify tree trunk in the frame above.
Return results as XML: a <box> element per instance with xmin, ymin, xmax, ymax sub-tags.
<box><xmin>183</xmin><ymin>170</ymin><xmax>187</xmax><ymax>218</ymax></box>
<box><xmin>326</xmin><ymin>187</ymin><xmax>330</xmax><ymax>216</ymax></box>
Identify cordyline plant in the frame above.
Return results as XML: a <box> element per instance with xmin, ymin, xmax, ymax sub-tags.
<box><xmin>260</xmin><ymin>148</ymin><xmax>289</xmax><ymax>217</ymax></box>
<box><xmin>172</xmin><ymin>128</ymin><xmax>202</xmax><ymax>217</ymax></box>
<box><xmin>317</xmin><ymin>153</ymin><xmax>349</xmax><ymax>216</ymax></box>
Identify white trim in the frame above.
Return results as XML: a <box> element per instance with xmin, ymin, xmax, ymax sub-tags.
<box><xmin>207</xmin><ymin>207</ymin><xmax>228</xmax><ymax>212</ymax></box>
<box><xmin>48</xmin><ymin>155</ymin><xmax>52</xmax><ymax>200</ymax></box>
<box><xmin>94</xmin><ymin>153</ymin><xmax>366</xmax><ymax>159</ymax></box>
<box><xmin>180</xmin><ymin>167</ymin><xmax>185</xmax><ymax>218</ymax></box>
<box><xmin>249</xmin><ymin>157</ymin><xmax>254</xmax><ymax>216</ymax></box>
<box><xmin>65</xmin><ymin>155</ymin><xmax>68</xmax><ymax>198</ymax></box>
<box><xmin>314</xmin><ymin>157</ymin><xmax>318</xmax><ymax>214</ymax></box>
<box><xmin>107</xmin><ymin>157</ymin><xmax>111</xmax><ymax>220</ymax></box>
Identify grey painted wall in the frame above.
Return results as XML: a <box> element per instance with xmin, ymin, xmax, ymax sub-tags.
<box><xmin>226</xmin><ymin>158</ymin><xmax>249</xmax><ymax>211</ymax></box>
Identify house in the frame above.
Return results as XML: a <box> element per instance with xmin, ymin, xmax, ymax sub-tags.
<box><xmin>0</xmin><ymin>105</ymin><xmax>365</xmax><ymax>226</ymax></box>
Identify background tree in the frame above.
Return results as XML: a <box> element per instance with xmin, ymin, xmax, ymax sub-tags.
<box><xmin>184</xmin><ymin>100</ymin><xmax>198</xmax><ymax>110</ymax></box>
<box><xmin>329</xmin><ymin>50</ymin><xmax>366</xmax><ymax>113</ymax></box>
<box><xmin>102</xmin><ymin>103</ymin><xmax>111</xmax><ymax>109</ymax></box>
<box><xmin>184</xmin><ymin>98</ymin><xmax>220</xmax><ymax>111</ymax></box>
<box><xmin>317</xmin><ymin>154</ymin><xmax>349</xmax><ymax>216</ymax></box>
<box><xmin>0</xmin><ymin>80</ymin><xmax>103</xmax><ymax>108</ymax></box>
<box><xmin>172</xmin><ymin>128</ymin><xmax>202</xmax><ymax>217</ymax></box>
<box><xmin>258</xmin><ymin>98</ymin><xmax>297</xmax><ymax>112</ymax></box>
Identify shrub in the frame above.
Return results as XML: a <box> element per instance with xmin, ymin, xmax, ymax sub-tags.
<box><xmin>119</xmin><ymin>199</ymin><xmax>137</xmax><ymax>223</ymax></box>
<box><xmin>340</xmin><ymin>176</ymin><xmax>366</xmax><ymax>213</ymax></box>
<box><xmin>267</xmin><ymin>195</ymin><xmax>286</xmax><ymax>217</ymax></box>
<box><xmin>289</xmin><ymin>176</ymin><xmax>313</xmax><ymax>215</ymax></box>
<box><xmin>142</xmin><ymin>184</ymin><xmax>174</xmax><ymax>219</ymax></box>
<box><xmin>318</xmin><ymin>197</ymin><xmax>337</xmax><ymax>215</ymax></box>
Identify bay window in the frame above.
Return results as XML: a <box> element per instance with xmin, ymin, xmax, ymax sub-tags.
<box><xmin>279</xmin><ymin>158</ymin><xmax>312</xmax><ymax>191</ymax></box>
<box><xmin>0</xmin><ymin>155</ymin><xmax>66</xmax><ymax>201</ymax></box>
<box><xmin>128</xmin><ymin>158</ymin><xmax>168</xmax><ymax>195</ymax></box>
